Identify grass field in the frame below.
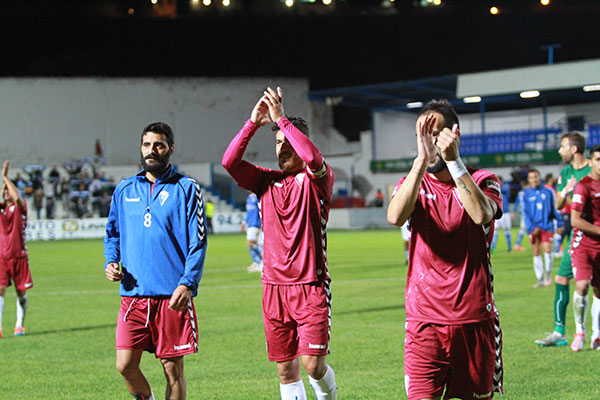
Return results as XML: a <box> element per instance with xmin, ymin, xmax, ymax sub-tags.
<box><xmin>1</xmin><ymin>229</ymin><xmax>599</xmax><ymax>399</ymax></box>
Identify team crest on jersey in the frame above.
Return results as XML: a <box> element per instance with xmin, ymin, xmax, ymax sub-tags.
<box><xmin>159</xmin><ymin>191</ymin><xmax>169</xmax><ymax>206</ymax></box>
<box><xmin>572</xmin><ymin>193</ymin><xmax>583</xmax><ymax>204</ymax></box>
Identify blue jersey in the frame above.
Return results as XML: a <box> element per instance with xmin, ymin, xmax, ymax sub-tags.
<box><xmin>521</xmin><ymin>185</ymin><xmax>563</xmax><ymax>234</ymax></box>
<box><xmin>104</xmin><ymin>165</ymin><xmax>207</xmax><ymax>297</ymax></box>
<box><xmin>501</xmin><ymin>181</ymin><xmax>510</xmax><ymax>213</ymax></box>
<box><xmin>245</xmin><ymin>193</ymin><xmax>261</xmax><ymax>228</ymax></box>
<box><xmin>513</xmin><ymin>190</ymin><xmax>525</xmax><ymax>215</ymax></box>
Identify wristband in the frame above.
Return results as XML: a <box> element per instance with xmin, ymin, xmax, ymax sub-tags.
<box><xmin>446</xmin><ymin>158</ymin><xmax>468</xmax><ymax>180</ymax></box>
<box><xmin>560</xmin><ymin>188</ymin><xmax>567</xmax><ymax>198</ymax></box>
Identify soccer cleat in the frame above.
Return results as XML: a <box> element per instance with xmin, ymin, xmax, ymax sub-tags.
<box><xmin>535</xmin><ymin>332</ymin><xmax>567</xmax><ymax>347</ymax></box>
<box><xmin>14</xmin><ymin>327</ymin><xmax>25</xmax><ymax>337</ymax></box>
<box><xmin>247</xmin><ymin>262</ymin><xmax>262</xmax><ymax>273</ymax></box>
<box><xmin>0</xmin><ymin>328</ymin><xmax>3</xmax><ymax>338</ymax></box>
<box><xmin>533</xmin><ymin>280</ymin><xmax>545</xmax><ymax>288</ymax></box>
<box><xmin>591</xmin><ymin>338</ymin><xmax>600</xmax><ymax>350</ymax></box>
<box><xmin>571</xmin><ymin>333</ymin><xmax>585</xmax><ymax>352</ymax></box>
<box><xmin>514</xmin><ymin>245</ymin><xmax>525</xmax><ymax>251</ymax></box>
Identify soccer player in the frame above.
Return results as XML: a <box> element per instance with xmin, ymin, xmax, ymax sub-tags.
<box><xmin>569</xmin><ymin>144</ymin><xmax>600</xmax><ymax>351</ymax></box>
<box><xmin>104</xmin><ymin>122</ymin><xmax>207</xmax><ymax>400</ymax></box>
<box><xmin>222</xmin><ymin>87</ymin><xmax>337</xmax><ymax>400</ymax></box>
<box><xmin>536</xmin><ymin>131</ymin><xmax>590</xmax><ymax>347</ymax></box>
<box><xmin>244</xmin><ymin>191</ymin><xmax>263</xmax><ymax>273</ymax></box>
<box><xmin>0</xmin><ymin>160</ymin><xmax>33</xmax><ymax>338</ymax></box>
<box><xmin>512</xmin><ymin>186</ymin><xmax>528</xmax><ymax>251</ymax></box>
<box><xmin>521</xmin><ymin>169</ymin><xmax>563</xmax><ymax>288</ymax></box>
<box><xmin>387</xmin><ymin>99</ymin><xmax>503</xmax><ymax>400</ymax></box>
<box><xmin>491</xmin><ymin>176</ymin><xmax>512</xmax><ymax>253</ymax></box>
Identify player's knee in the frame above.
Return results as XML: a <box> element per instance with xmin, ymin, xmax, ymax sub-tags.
<box><xmin>115</xmin><ymin>357</ymin><xmax>139</xmax><ymax>377</ymax></box>
<box><xmin>302</xmin><ymin>357</ymin><xmax>327</xmax><ymax>380</ymax></box>
<box><xmin>575</xmin><ymin>280</ymin><xmax>590</xmax><ymax>295</ymax></box>
<box><xmin>161</xmin><ymin>358</ymin><xmax>184</xmax><ymax>382</ymax></box>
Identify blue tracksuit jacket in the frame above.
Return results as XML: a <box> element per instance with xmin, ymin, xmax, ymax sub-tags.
<box><xmin>522</xmin><ymin>185</ymin><xmax>563</xmax><ymax>234</ymax></box>
<box><xmin>104</xmin><ymin>165</ymin><xmax>207</xmax><ymax>297</ymax></box>
<box><xmin>245</xmin><ymin>193</ymin><xmax>261</xmax><ymax>228</ymax></box>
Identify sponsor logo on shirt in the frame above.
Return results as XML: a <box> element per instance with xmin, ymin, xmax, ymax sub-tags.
<box><xmin>173</xmin><ymin>343</ymin><xmax>191</xmax><ymax>351</ymax></box>
<box><xmin>125</xmin><ymin>197</ymin><xmax>140</xmax><ymax>202</ymax></box>
<box><xmin>573</xmin><ymin>194</ymin><xmax>583</xmax><ymax>204</ymax></box>
<box><xmin>159</xmin><ymin>191</ymin><xmax>169</xmax><ymax>206</ymax></box>
<box><xmin>594</xmin><ymin>192</ymin><xmax>600</xmax><ymax>198</ymax></box>
<box><xmin>308</xmin><ymin>343</ymin><xmax>326</xmax><ymax>349</ymax></box>
<box><xmin>419</xmin><ymin>188</ymin><xmax>436</xmax><ymax>200</ymax></box>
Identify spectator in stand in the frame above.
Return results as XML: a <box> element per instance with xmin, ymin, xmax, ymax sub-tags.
<box><xmin>97</xmin><ymin>191</ymin><xmax>111</xmax><ymax>218</ymax></box>
<box><xmin>45</xmin><ymin>197</ymin><xmax>55</xmax><ymax>219</ymax></box>
<box><xmin>33</xmin><ymin>189</ymin><xmax>44</xmax><ymax>220</ymax></box>
<box><xmin>12</xmin><ymin>172</ymin><xmax>28</xmax><ymax>194</ymax></box>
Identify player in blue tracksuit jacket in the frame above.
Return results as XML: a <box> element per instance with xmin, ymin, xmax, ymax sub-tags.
<box><xmin>104</xmin><ymin>122</ymin><xmax>207</xmax><ymax>400</ymax></box>
<box><xmin>245</xmin><ymin>192</ymin><xmax>263</xmax><ymax>272</ymax></box>
<box><xmin>522</xmin><ymin>168</ymin><xmax>563</xmax><ymax>288</ymax></box>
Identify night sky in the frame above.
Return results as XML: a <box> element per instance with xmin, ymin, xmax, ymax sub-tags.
<box><xmin>1</xmin><ymin>0</ymin><xmax>598</xmax><ymax>91</ymax></box>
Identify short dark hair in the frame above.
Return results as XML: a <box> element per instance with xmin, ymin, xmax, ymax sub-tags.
<box><xmin>142</xmin><ymin>122</ymin><xmax>174</xmax><ymax>148</ymax></box>
<box><xmin>528</xmin><ymin>168</ymin><xmax>540</xmax><ymax>176</ymax></box>
<box><xmin>418</xmin><ymin>99</ymin><xmax>459</xmax><ymax>129</ymax></box>
<box><xmin>272</xmin><ymin>116</ymin><xmax>310</xmax><ymax>137</ymax></box>
<box><xmin>590</xmin><ymin>144</ymin><xmax>600</xmax><ymax>155</ymax></box>
<box><xmin>561</xmin><ymin>131</ymin><xmax>586</xmax><ymax>154</ymax></box>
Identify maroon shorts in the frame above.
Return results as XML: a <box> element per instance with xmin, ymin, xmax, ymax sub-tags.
<box><xmin>404</xmin><ymin>318</ymin><xmax>503</xmax><ymax>400</ymax></box>
<box><xmin>116</xmin><ymin>296</ymin><xmax>199</xmax><ymax>359</ymax></box>
<box><xmin>262</xmin><ymin>282</ymin><xmax>331</xmax><ymax>362</ymax></box>
<box><xmin>529</xmin><ymin>229</ymin><xmax>553</xmax><ymax>245</ymax></box>
<box><xmin>571</xmin><ymin>246</ymin><xmax>600</xmax><ymax>286</ymax></box>
<box><xmin>0</xmin><ymin>257</ymin><xmax>33</xmax><ymax>292</ymax></box>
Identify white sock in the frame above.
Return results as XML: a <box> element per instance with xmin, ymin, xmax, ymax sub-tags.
<box><xmin>280</xmin><ymin>380</ymin><xmax>307</xmax><ymax>400</ymax></box>
<box><xmin>573</xmin><ymin>291</ymin><xmax>588</xmax><ymax>335</ymax></box>
<box><xmin>544</xmin><ymin>252</ymin><xmax>553</xmax><ymax>277</ymax></box>
<box><xmin>533</xmin><ymin>256</ymin><xmax>544</xmax><ymax>281</ymax></box>
<box><xmin>309</xmin><ymin>365</ymin><xmax>337</xmax><ymax>400</ymax></box>
<box><xmin>0</xmin><ymin>296</ymin><xmax>4</xmax><ymax>329</ymax></box>
<box><xmin>592</xmin><ymin>296</ymin><xmax>600</xmax><ymax>340</ymax></box>
<box><xmin>405</xmin><ymin>250</ymin><xmax>409</xmax><ymax>263</ymax></box>
<box><xmin>16</xmin><ymin>294</ymin><xmax>27</xmax><ymax>328</ymax></box>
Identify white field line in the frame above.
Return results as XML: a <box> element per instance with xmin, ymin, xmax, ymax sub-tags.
<box><xmin>13</xmin><ymin>276</ymin><xmax>403</xmax><ymax>297</ymax></box>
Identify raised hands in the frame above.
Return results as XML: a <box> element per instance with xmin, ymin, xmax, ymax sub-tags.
<box><xmin>2</xmin><ymin>160</ymin><xmax>9</xmax><ymax>178</ymax></box>
<box><xmin>416</xmin><ymin>114</ymin><xmax>438</xmax><ymax>164</ymax></box>
<box><xmin>250</xmin><ymin>94</ymin><xmax>272</xmax><ymax>127</ymax></box>
<box><xmin>262</xmin><ymin>86</ymin><xmax>284</xmax><ymax>123</ymax></box>
<box><xmin>250</xmin><ymin>86</ymin><xmax>285</xmax><ymax>126</ymax></box>
<box><xmin>435</xmin><ymin>124</ymin><xmax>461</xmax><ymax>162</ymax></box>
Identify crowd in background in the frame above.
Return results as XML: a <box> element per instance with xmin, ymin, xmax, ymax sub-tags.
<box><xmin>13</xmin><ymin>158</ymin><xmax>116</xmax><ymax>220</ymax></box>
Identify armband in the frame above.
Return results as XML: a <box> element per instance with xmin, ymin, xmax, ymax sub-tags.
<box><xmin>446</xmin><ymin>158</ymin><xmax>468</xmax><ymax>180</ymax></box>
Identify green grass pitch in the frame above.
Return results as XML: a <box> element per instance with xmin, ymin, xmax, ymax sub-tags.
<box><xmin>1</xmin><ymin>229</ymin><xmax>600</xmax><ymax>399</ymax></box>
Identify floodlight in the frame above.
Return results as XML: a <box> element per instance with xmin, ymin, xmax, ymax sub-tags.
<box><xmin>463</xmin><ymin>96</ymin><xmax>481</xmax><ymax>104</ymax></box>
<box><xmin>520</xmin><ymin>90</ymin><xmax>540</xmax><ymax>98</ymax></box>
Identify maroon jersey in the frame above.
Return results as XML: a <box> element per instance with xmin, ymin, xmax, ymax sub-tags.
<box><xmin>571</xmin><ymin>176</ymin><xmax>600</xmax><ymax>252</ymax></box>
<box><xmin>0</xmin><ymin>201</ymin><xmax>28</xmax><ymax>259</ymax></box>
<box><xmin>393</xmin><ymin>169</ymin><xmax>502</xmax><ymax>324</ymax></box>
<box><xmin>222</xmin><ymin>119</ymin><xmax>335</xmax><ymax>284</ymax></box>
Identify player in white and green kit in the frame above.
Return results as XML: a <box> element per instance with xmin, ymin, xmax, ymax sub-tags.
<box><xmin>536</xmin><ymin>131</ymin><xmax>590</xmax><ymax>347</ymax></box>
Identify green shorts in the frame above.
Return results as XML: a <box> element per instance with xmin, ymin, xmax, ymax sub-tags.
<box><xmin>557</xmin><ymin>232</ymin><xmax>574</xmax><ymax>279</ymax></box>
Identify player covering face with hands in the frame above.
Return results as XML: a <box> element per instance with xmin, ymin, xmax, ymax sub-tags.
<box><xmin>388</xmin><ymin>99</ymin><xmax>503</xmax><ymax>400</ymax></box>
<box><xmin>222</xmin><ymin>87</ymin><xmax>337</xmax><ymax>400</ymax></box>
